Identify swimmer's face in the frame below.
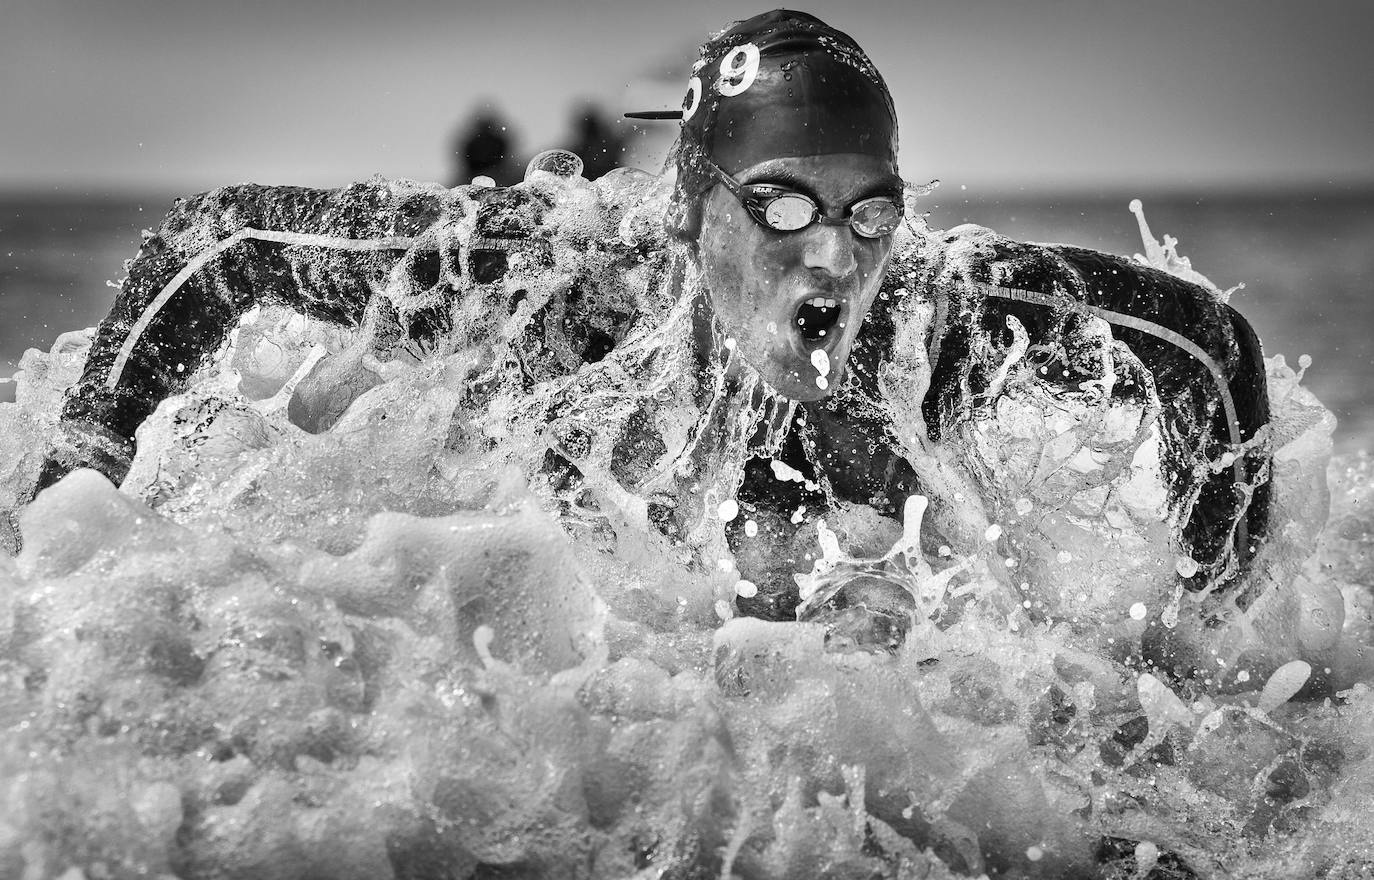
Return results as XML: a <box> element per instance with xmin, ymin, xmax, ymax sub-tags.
<box><xmin>696</xmin><ymin>153</ymin><xmax>901</xmax><ymax>401</ymax></box>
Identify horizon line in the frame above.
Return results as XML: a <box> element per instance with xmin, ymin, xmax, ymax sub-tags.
<box><xmin>3</xmin><ymin>177</ymin><xmax>1373</xmax><ymax>202</ymax></box>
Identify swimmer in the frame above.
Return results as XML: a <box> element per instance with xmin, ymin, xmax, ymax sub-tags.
<box><xmin>630</xmin><ymin>10</ymin><xmax>925</xmax><ymax>643</ymax></box>
<box><xmin>640</xmin><ymin>10</ymin><xmax>1273</xmax><ymax>649</ymax></box>
<box><xmin>651</xmin><ymin>9</ymin><xmax>904</xmax><ymax>402</ymax></box>
<box><xmin>5</xmin><ymin>10</ymin><xmax>1274</xmax><ymax>669</ymax></box>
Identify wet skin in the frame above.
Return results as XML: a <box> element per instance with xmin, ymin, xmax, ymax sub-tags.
<box><xmin>695</xmin><ymin>153</ymin><xmax>903</xmax><ymax>401</ymax></box>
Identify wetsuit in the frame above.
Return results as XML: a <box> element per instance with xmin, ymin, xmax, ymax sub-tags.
<box><xmin>730</xmin><ymin>225</ymin><xmax>1272</xmax><ymax>617</ymax></box>
<box><xmin>20</xmin><ymin>183</ymin><xmax>1271</xmax><ymax>609</ymax></box>
<box><xmin>32</xmin><ymin>178</ymin><xmax>636</xmax><ymax>494</ymax></box>
<box><xmin>920</xmin><ymin>228</ymin><xmax>1271</xmax><ymax>594</ymax></box>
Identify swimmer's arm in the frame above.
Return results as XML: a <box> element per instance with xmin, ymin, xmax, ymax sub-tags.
<box><xmin>44</xmin><ymin>181</ymin><xmax>448</xmax><ymax>489</ymax></box>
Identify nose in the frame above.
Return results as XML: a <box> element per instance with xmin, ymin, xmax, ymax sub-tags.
<box><xmin>801</xmin><ymin>223</ymin><xmax>858</xmax><ymax>279</ymax></box>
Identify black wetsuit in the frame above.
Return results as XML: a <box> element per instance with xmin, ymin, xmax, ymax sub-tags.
<box><xmin>24</xmin><ymin>182</ymin><xmax>1271</xmax><ymax>608</ymax></box>
<box><xmin>731</xmin><ymin>228</ymin><xmax>1271</xmax><ymax>616</ymax></box>
<box><xmin>34</xmin><ymin>180</ymin><xmax>630</xmax><ymax>491</ymax></box>
<box><xmin>39</xmin><ymin>183</ymin><xmax>449</xmax><ymax>486</ymax></box>
<box><xmin>923</xmin><ymin>234</ymin><xmax>1270</xmax><ymax>594</ymax></box>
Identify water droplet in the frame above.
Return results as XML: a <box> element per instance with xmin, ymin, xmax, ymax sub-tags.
<box><xmin>1134</xmin><ymin>841</ymin><xmax>1159</xmax><ymax>874</ymax></box>
<box><xmin>770</xmin><ymin>459</ymin><xmax>804</xmax><ymax>482</ymax></box>
<box><xmin>1258</xmin><ymin>660</ymin><xmax>1311</xmax><ymax>713</ymax></box>
<box><xmin>810</xmin><ymin>347</ymin><xmax>830</xmax><ymax>379</ymax></box>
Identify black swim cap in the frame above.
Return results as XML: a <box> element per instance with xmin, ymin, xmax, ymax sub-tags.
<box><xmin>663</xmin><ymin>10</ymin><xmax>898</xmax><ymax>239</ymax></box>
<box><xmin>679</xmin><ymin>10</ymin><xmax>897</xmax><ymax>173</ymax></box>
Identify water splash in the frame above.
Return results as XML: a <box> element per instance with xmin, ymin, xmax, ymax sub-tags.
<box><xmin>1130</xmin><ymin>198</ymin><xmax>1246</xmax><ymax>301</ymax></box>
<box><xmin>0</xmin><ymin>168</ymin><xmax>1370</xmax><ymax>879</ymax></box>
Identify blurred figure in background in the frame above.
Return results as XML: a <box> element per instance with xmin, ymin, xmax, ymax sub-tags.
<box><xmin>452</xmin><ymin>109</ymin><xmax>521</xmax><ymax>187</ymax></box>
<box><xmin>565</xmin><ymin>104</ymin><xmax>628</xmax><ymax>180</ymax></box>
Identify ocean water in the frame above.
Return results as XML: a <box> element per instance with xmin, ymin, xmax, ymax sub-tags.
<box><xmin>1</xmin><ymin>172</ymin><xmax>1372</xmax><ymax>878</ymax></box>
<box><xmin>4</xmin><ymin>185</ymin><xmax>1371</xmax><ymax>452</ymax></box>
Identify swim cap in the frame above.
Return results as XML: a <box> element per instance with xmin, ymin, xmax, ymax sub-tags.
<box><xmin>679</xmin><ymin>10</ymin><xmax>898</xmax><ymax>173</ymax></box>
<box><xmin>657</xmin><ymin>10</ymin><xmax>898</xmax><ymax>239</ymax></box>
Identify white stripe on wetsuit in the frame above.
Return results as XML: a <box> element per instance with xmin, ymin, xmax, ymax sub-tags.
<box><xmin>961</xmin><ymin>281</ymin><xmax>1250</xmax><ymax>555</ymax></box>
<box><xmin>106</xmin><ymin>228</ymin><xmax>421</xmax><ymax>391</ymax></box>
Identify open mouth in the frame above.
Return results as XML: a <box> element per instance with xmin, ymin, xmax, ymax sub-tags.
<box><xmin>793</xmin><ymin>296</ymin><xmax>843</xmax><ymax>343</ymax></box>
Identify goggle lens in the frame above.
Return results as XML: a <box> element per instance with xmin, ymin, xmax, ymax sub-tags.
<box><xmin>761</xmin><ymin>194</ymin><xmax>819</xmax><ymax>232</ymax></box>
<box><xmin>849</xmin><ymin>198</ymin><xmax>902</xmax><ymax>237</ymax></box>
<box><xmin>747</xmin><ymin>188</ymin><xmax>901</xmax><ymax>238</ymax></box>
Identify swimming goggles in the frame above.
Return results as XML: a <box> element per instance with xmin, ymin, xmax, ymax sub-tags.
<box><xmin>700</xmin><ymin>155</ymin><xmax>903</xmax><ymax>238</ymax></box>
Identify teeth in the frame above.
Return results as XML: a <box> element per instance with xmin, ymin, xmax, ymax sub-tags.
<box><xmin>805</xmin><ymin>297</ymin><xmax>839</xmax><ymax>309</ymax></box>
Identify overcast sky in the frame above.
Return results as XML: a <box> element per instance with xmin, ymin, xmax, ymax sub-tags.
<box><xmin>3</xmin><ymin>0</ymin><xmax>1372</xmax><ymax>194</ymax></box>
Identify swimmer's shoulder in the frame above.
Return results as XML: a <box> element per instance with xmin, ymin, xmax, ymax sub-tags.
<box><xmin>883</xmin><ymin>222</ymin><xmax>1016</xmax><ymax>295</ymax></box>
<box><xmin>143</xmin><ymin>177</ymin><xmax>466</xmax><ymax>244</ymax></box>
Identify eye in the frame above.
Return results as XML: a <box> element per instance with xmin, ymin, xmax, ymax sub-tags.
<box><xmin>762</xmin><ymin>194</ymin><xmax>818</xmax><ymax>231</ymax></box>
<box><xmin>849</xmin><ymin>198</ymin><xmax>903</xmax><ymax>237</ymax></box>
